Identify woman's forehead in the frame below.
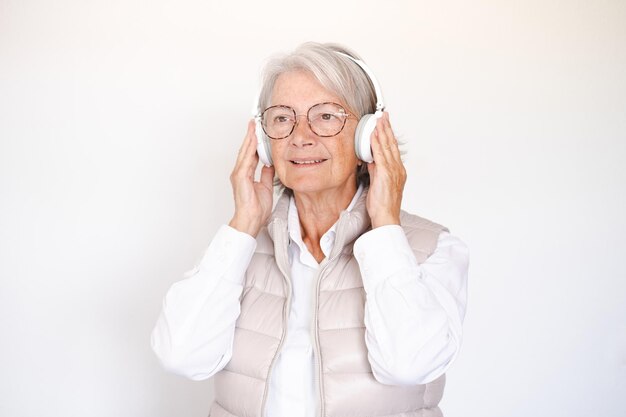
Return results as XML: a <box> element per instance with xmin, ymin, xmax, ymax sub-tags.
<box><xmin>270</xmin><ymin>70</ymin><xmax>345</xmax><ymax>111</ymax></box>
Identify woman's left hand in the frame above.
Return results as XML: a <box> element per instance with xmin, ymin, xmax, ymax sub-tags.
<box><xmin>366</xmin><ymin>112</ymin><xmax>407</xmax><ymax>228</ymax></box>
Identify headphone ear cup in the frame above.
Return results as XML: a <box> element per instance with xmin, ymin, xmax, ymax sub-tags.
<box><xmin>255</xmin><ymin>120</ymin><xmax>273</xmax><ymax>166</ymax></box>
<box><xmin>354</xmin><ymin>114</ymin><xmax>377</xmax><ymax>163</ymax></box>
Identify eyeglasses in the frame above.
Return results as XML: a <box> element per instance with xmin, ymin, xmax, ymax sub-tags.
<box><xmin>258</xmin><ymin>102</ymin><xmax>353</xmax><ymax>140</ymax></box>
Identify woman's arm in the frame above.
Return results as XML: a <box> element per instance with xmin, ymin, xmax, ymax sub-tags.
<box><xmin>358</xmin><ymin>111</ymin><xmax>469</xmax><ymax>385</ymax></box>
<box><xmin>354</xmin><ymin>227</ymin><xmax>469</xmax><ymax>385</ymax></box>
<box><xmin>150</xmin><ymin>225</ymin><xmax>256</xmax><ymax>380</ymax></box>
<box><xmin>152</xmin><ymin>120</ymin><xmax>274</xmax><ymax>380</ymax></box>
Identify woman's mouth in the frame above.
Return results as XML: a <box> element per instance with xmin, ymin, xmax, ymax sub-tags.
<box><xmin>290</xmin><ymin>159</ymin><xmax>327</xmax><ymax>165</ymax></box>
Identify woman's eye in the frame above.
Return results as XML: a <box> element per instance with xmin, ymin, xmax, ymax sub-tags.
<box><xmin>275</xmin><ymin>115</ymin><xmax>291</xmax><ymax>123</ymax></box>
<box><xmin>320</xmin><ymin>113</ymin><xmax>335</xmax><ymax>121</ymax></box>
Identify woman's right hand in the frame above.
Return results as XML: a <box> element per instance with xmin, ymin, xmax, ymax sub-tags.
<box><xmin>228</xmin><ymin>120</ymin><xmax>275</xmax><ymax>237</ymax></box>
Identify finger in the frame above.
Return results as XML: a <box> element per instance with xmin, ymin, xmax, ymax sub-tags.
<box><xmin>382</xmin><ymin>112</ymin><xmax>402</xmax><ymax>163</ymax></box>
<box><xmin>380</xmin><ymin>115</ymin><xmax>406</xmax><ymax>185</ymax></box>
<box><xmin>366</xmin><ymin>160</ymin><xmax>377</xmax><ymax>178</ymax></box>
<box><xmin>376</xmin><ymin>113</ymin><xmax>398</xmax><ymax>163</ymax></box>
<box><xmin>238</xmin><ymin>121</ymin><xmax>261</xmax><ymax>174</ymax></box>
<box><xmin>259</xmin><ymin>164</ymin><xmax>275</xmax><ymax>189</ymax></box>
<box><xmin>245</xmin><ymin>119</ymin><xmax>258</xmax><ymax>153</ymax></box>
<box><xmin>235</xmin><ymin>120</ymin><xmax>257</xmax><ymax>165</ymax></box>
<box><xmin>370</xmin><ymin>119</ymin><xmax>390</xmax><ymax>165</ymax></box>
<box><xmin>232</xmin><ymin>121</ymin><xmax>260</xmax><ymax>185</ymax></box>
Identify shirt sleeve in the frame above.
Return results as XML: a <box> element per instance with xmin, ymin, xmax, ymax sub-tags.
<box><xmin>353</xmin><ymin>226</ymin><xmax>469</xmax><ymax>386</ymax></box>
<box><xmin>150</xmin><ymin>225</ymin><xmax>257</xmax><ymax>381</ymax></box>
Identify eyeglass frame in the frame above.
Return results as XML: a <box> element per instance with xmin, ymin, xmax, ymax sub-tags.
<box><xmin>256</xmin><ymin>102</ymin><xmax>355</xmax><ymax>140</ymax></box>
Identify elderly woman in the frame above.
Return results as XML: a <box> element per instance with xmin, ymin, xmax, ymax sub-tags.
<box><xmin>151</xmin><ymin>42</ymin><xmax>469</xmax><ymax>417</ymax></box>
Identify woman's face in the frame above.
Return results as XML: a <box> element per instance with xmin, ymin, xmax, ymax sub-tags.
<box><xmin>269</xmin><ymin>70</ymin><xmax>360</xmax><ymax>196</ymax></box>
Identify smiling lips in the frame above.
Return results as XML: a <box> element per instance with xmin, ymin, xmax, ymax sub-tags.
<box><xmin>290</xmin><ymin>158</ymin><xmax>327</xmax><ymax>165</ymax></box>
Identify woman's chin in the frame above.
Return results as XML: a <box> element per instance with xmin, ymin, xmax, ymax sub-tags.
<box><xmin>284</xmin><ymin>180</ymin><xmax>326</xmax><ymax>195</ymax></box>
<box><xmin>282</xmin><ymin>177</ymin><xmax>357</xmax><ymax>197</ymax></box>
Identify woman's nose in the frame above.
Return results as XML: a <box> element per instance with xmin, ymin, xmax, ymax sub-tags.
<box><xmin>290</xmin><ymin>115</ymin><xmax>315</xmax><ymax>147</ymax></box>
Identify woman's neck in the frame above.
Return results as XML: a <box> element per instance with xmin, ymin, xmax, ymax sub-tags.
<box><xmin>293</xmin><ymin>183</ymin><xmax>358</xmax><ymax>262</ymax></box>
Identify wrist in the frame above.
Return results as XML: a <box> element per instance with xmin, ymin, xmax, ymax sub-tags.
<box><xmin>229</xmin><ymin>215</ymin><xmax>261</xmax><ymax>237</ymax></box>
<box><xmin>370</xmin><ymin>213</ymin><xmax>401</xmax><ymax>229</ymax></box>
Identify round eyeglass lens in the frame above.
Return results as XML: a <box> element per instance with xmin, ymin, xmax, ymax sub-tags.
<box><xmin>308</xmin><ymin>103</ymin><xmax>348</xmax><ymax>137</ymax></box>
<box><xmin>262</xmin><ymin>106</ymin><xmax>296</xmax><ymax>139</ymax></box>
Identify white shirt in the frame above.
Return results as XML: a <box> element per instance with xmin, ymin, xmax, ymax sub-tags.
<box><xmin>151</xmin><ymin>187</ymin><xmax>469</xmax><ymax>416</ymax></box>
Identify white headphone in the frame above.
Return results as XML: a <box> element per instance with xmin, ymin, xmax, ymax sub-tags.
<box><xmin>253</xmin><ymin>51</ymin><xmax>385</xmax><ymax>166</ymax></box>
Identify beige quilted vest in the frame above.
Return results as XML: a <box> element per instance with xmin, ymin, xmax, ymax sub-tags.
<box><xmin>209</xmin><ymin>188</ymin><xmax>448</xmax><ymax>417</ymax></box>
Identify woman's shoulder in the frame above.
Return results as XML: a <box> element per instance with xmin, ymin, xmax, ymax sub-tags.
<box><xmin>398</xmin><ymin>210</ymin><xmax>449</xmax><ymax>262</ymax></box>
<box><xmin>252</xmin><ymin>226</ymin><xmax>275</xmax><ymax>255</ymax></box>
<box><xmin>399</xmin><ymin>210</ymin><xmax>448</xmax><ymax>234</ymax></box>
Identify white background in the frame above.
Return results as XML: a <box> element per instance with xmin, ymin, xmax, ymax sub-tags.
<box><xmin>1</xmin><ymin>1</ymin><xmax>625</xmax><ymax>416</ymax></box>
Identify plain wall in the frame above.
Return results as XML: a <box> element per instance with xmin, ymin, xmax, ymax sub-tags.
<box><xmin>1</xmin><ymin>1</ymin><xmax>625</xmax><ymax>416</ymax></box>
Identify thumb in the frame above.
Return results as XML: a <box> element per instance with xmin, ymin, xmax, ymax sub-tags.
<box><xmin>367</xmin><ymin>161</ymin><xmax>376</xmax><ymax>176</ymax></box>
<box><xmin>259</xmin><ymin>164</ymin><xmax>275</xmax><ymax>189</ymax></box>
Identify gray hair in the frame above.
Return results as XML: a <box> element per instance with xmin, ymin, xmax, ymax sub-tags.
<box><xmin>258</xmin><ymin>42</ymin><xmax>377</xmax><ymax>188</ymax></box>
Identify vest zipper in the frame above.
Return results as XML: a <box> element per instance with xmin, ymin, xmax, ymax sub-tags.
<box><xmin>312</xmin><ymin>251</ymin><xmax>342</xmax><ymax>417</ymax></box>
<box><xmin>261</xmin><ymin>221</ymin><xmax>292</xmax><ymax>417</ymax></box>
<box><xmin>261</xmin><ymin>295</ymin><xmax>291</xmax><ymax>417</ymax></box>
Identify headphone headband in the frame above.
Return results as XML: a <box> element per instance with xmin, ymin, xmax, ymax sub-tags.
<box><xmin>253</xmin><ymin>50</ymin><xmax>383</xmax><ymax>117</ymax></box>
<box><xmin>333</xmin><ymin>51</ymin><xmax>385</xmax><ymax>114</ymax></box>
